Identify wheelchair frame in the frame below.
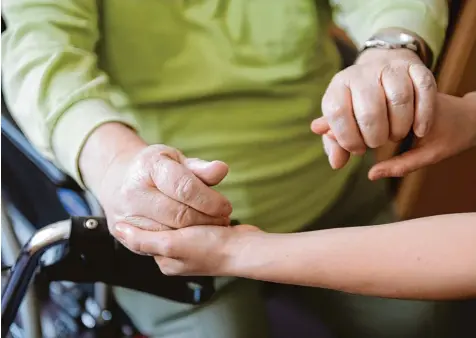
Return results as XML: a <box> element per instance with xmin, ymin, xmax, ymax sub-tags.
<box><xmin>1</xmin><ymin>115</ymin><xmax>111</xmax><ymax>338</ymax></box>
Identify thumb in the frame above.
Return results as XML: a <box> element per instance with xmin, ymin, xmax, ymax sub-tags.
<box><xmin>185</xmin><ymin>158</ymin><xmax>229</xmax><ymax>186</ymax></box>
<box><xmin>368</xmin><ymin>146</ymin><xmax>439</xmax><ymax>181</ymax></box>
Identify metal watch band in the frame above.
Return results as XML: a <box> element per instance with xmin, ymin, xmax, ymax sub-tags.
<box><xmin>361</xmin><ymin>29</ymin><xmax>433</xmax><ymax>68</ymax></box>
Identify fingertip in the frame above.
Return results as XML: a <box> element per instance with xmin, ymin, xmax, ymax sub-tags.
<box><xmin>311</xmin><ymin>117</ymin><xmax>330</xmax><ymax>135</ymax></box>
<box><xmin>186</xmin><ymin>158</ymin><xmax>229</xmax><ymax>186</ymax></box>
<box><xmin>211</xmin><ymin>159</ymin><xmax>229</xmax><ymax>169</ymax></box>
<box><xmin>367</xmin><ymin>169</ymin><xmax>381</xmax><ymax>181</ymax></box>
<box><xmin>368</xmin><ymin>163</ymin><xmax>389</xmax><ymax>181</ymax></box>
<box><xmin>209</xmin><ymin>160</ymin><xmax>230</xmax><ymax>176</ymax></box>
<box><xmin>325</xmin><ymin>137</ymin><xmax>350</xmax><ymax>169</ymax></box>
<box><xmin>414</xmin><ymin>121</ymin><xmax>429</xmax><ymax>138</ymax></box>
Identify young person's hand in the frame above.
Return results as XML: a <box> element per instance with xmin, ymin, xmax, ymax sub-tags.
<box><xmin>312</xmin><ymin>92</ymin><xmax>476</xmax><ymax>180</ymax></box>
<box><xmin>113</xmin><ymin>223</ymin><xmax>263</xmax><ymax>276</ymax></box>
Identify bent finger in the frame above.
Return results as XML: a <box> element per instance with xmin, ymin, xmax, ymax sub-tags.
<box><xmin>381</xmin><ymin>64</ymin><xmax>414</xmax><ymax>141</ymax></box>
<box><xmin>409</xmin><ymin>64</ymin><xmax>437</xmax><ymax>138</ymax></box>
<box><xmin>124</xmin><ymin>189</ymin><xmax>230</xmax><ymax>228</ymax></box>
<box><xmin>322</xmin><ymin>78</ymin><xmax>366</xmax><ymax>153</ymax></box>
<box><xmin>351</xmin><ymin>80</ymin><xmax>389</xmax><ymax>149</ymax></box>
<box><xmin>323</xmin><ymin>134</ymin><xmax>351</xmax><ymax>169</ymax></box>
<box><xmin>151</xmin><ymin>155</ymin><xmax>232</xmax><ymax>217</ymax></box>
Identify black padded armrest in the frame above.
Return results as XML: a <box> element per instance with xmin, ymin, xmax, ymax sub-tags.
<box><xmin>42</xmin><ymin>217</ymin><xmax>216</xmax><ymax>304</ymax></box>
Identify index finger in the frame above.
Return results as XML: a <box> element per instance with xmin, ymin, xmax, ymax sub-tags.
<box><xmin>152</xmin><ymin>156</ymin><xmax>232</xmax><ymax>217</ymax></box>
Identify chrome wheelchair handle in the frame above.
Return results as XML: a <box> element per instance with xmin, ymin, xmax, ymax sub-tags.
<box><xmin>1</xmin><ymin>217</ymin><xmax>218</xmax><ymax>337</ymax></box>
<box><xmin>1</xmin><ymin>220</ymin><xmax>72</xmax><ymax>336</ymax></box>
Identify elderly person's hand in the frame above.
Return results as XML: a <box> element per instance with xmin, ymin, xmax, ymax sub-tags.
<box><xmin>321</xmin><ymin>47</ymin><xmax>437</xmax><ymax>166</ymax></box>
<box><xmin>312</xmin><ymin>92</ymin><xmax>476</xmax><ymax>180</ymax></box>
<box><xmin>79</xmin><ymin>123</ymin><xmax>232</xmax><ymax>255</ymax></box>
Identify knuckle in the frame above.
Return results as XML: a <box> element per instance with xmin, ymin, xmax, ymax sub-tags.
<box><xmin>418</xmin><ymin>73</ymin><xmax>436</xmax><ymax>91</ymax></box>
<box><xmin>356</xmin><ymin>110</ymin><xmax>379</xmax><ymax>130</ymax></box>
<box><xmin>391</xmin><ymin>165</ymin><xmax>408</xmax><ymax>177</ymax></box>
<box><xmin>134</xmin><ymin>152</ymin><xmax>155</xmax><ymax>172</ymax></box>
<box><xmin>150</xmin><ymin>144</ymin><xmax>183</xmax><ymax>161</ymax></box>
<box><xmin>411</xmin><ymin>65</ymin><xmax>436</xmax><ymax>91</ymax></box>
<box><xmin>159</xmin><ymin>234</ymin><xmax>175</xmax><ymax>257</ymax></box>
<box><xmin>387</xmin><ymin>90</ymin><xmax>413</xmax><ymax>107</ymax></box>
<box><xmin>322</xmin><ymin>97</ymin><xmax>347</xmax><ymax>122</ymax></box>
<box><xmin>137</xmin><ymin>144</ymin><xmax>181</xmax><ymax>173</ymax></box>
<box><xmin>175</xmin><ymin>175</ymin><xmax>195</xmax><ymax>201</ymax></box>
<box><xmin>174</xmin><ymin>204</ymin><xmax>192</xmax><ymax>227</ymax></box>
<box><xmin>331</xmin><ymin>68</ymin><xmax>350</xmax><ymax>83</ymax></box>
<box><xmin>325</xmin><ymin>104</ymin><xmax>347</xmax><ymax>121</ymax></box>
<box><xmin>339</xmin><ymin>139</ymin><xmax>363</xmax><ymax>153</ymax></box>
<box><xmin>147</xmin><ymin>144</ymin><xmax>175</xmax><ymax>157</ymax></box>
<box><xmin>381</xmin><ymin>63</ymin><xmax>401</xmax><ymax>78</ymax></box>
<box><xmin>119</xmin><ymin>184</ymin><xmax>137</xmax><ymax>205</ymax></box>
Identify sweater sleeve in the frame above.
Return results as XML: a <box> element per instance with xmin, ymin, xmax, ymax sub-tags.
<box><xmin>330</xmin><ymin>0</ymin><xmax>448</xmax><ymax>67</ymax></box>
<box><xmin>2</xmin><ymin>0</ymin><xmax>139</xmax><ymax>185</ymax></box>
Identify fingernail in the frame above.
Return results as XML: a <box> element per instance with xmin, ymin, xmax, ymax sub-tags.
<box><xmin>416</xmin><ymin>122</ymin><xmax>428</xmax><ymax>138</ymax></box>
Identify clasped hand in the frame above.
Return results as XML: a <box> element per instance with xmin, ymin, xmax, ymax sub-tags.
<box><xmin>109</xmin><ymin>50</ymin><xmax>476</xmax><ymax>276</ymax></box>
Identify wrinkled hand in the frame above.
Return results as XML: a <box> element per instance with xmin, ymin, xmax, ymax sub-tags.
<box><xmin>320</xmin><ymin>48</ymin><xmax>437</xmax><ymax>168</ymax></box>
<box><xmin>98</xmin><ymin>144</ymin><xmax>233</xmax><ymax>254</ymax></box>
<box><xmin>312</xmin><ymin>92</ymin><xmax>476</xmax><ymax>180</ymax></box>
<box><xmin>114</xmin><ymin>223</ymin><xmax>262</xmax><ymax>276</ymax></box>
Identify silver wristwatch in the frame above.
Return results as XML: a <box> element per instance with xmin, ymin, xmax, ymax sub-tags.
<box><xmin>361</xmin><ymin>28</ymin><xmax>433</xmax><ymax>68</ymax></box>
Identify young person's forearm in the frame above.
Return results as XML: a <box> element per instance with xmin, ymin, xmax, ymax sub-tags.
<box><xmin>229</xmin><ymin>213</ymin><xmax>476</xmax><ymax>300</ymax></box>
<box><xmin>79</xmin><ymin>122</ymin><xmax>147</xmax><ymax>195</ymax></box>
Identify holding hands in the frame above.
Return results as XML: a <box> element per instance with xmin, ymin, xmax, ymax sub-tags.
<box><xmin>98</xmin><ymin>50</ymin><xmax>476</xmax><ymax>278</ymax></box>
<box><xmin>80</xmin><ymin>123</ymin><xmax>232</xmax><ymax>256</ymax></box>
<box><xmin>100</xmin><ymin>145</ymin><xmax>232</xmax><ymax>240</ymax></box>
<box><xmin>317</xmin><ymin>48</ymin><xmax>437</xmax><ymax>170</ymax></box>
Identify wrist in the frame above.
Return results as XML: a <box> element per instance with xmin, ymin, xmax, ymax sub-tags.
<box><xmin>359</xmin><ymin>27</ymin><xmax>433</xmax><ymax>68</ymax></box>
<box><xmin>79</xmin><ymin>122</ymin><xmax>147</xmax><ymax>196</ymax></box>
<box><xmin>221</xmin><ymin>228</ymin><xmax>270</xmax><ymax>278</ymax></box>
<box><xmin>356</xmin><ymin>47</ymin><xmax>422</xmax><ymax>66</ymax></box>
